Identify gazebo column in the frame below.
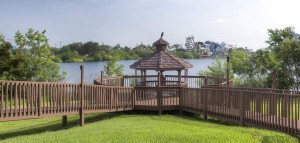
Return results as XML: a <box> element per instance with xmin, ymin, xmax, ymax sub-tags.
<box><xmin>135</xmin><ymin>70</ymin><xmax>137</xmax><ymax>86</ymax></box>
<box><xmin>140</xmin><ymin>70</ymin><xmax>144</xmax><ymax>86</ymax></box>
<box><xmin>161</xmin><ymin>70</ymin><xmax>165</xmax><ymax>85</ymax></box>
<box><xmin>157</xmin><ymin>71</ymin><xmax>162</xmax><ymax>115</ymax></box>
<box><xmin>144</xmin><ymin>70</ymin><xmax>147</xmax><ymax>86</ymax></box>
<box><xmin>178</xmin><ymin>70</ymin><xmax>182</xmax><ymax>86</ymax></box>
<box><xmin>184</xmin><ymin>69</ymin><xmax>188</xmax><ymax>83</ymax></box>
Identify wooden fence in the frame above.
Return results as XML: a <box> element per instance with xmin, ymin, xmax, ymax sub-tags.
<box><xmin>181</xmin><ymin>87</ymin><xmax>300</xmax><ymax>134</ymax></box>
<box><xmin>0</xmin><ymin>80</ymin><xmax>134</xmax><ymax>122</ymax></box>
<box><xmin>1</xmin><ymin>73</ymin><xmax>300</xmax><ymax>135</ymax></box>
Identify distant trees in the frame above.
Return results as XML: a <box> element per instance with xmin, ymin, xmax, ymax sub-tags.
<box><xmin>0</xmin><ymin>29</ymin><xmax>66</xmax><ymax>82</ymax></box>
<box><xmin>53</xmin><ymin>42</ymin><xmax>155</xmax><ymax>62</ymax></box>
<box><xmin>51</xmin><ymin>41</ymin><xmax>204</xmax><ymax>62</ymax></box>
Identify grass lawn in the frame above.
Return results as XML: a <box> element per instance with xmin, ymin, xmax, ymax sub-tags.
<box><xmin>0</xmin><ymin>113</ymin><xmax>298</xmax><ymax>143</ymax></box>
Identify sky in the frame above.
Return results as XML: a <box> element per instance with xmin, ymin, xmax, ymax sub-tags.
<box><xmin>1</xmin><ymin>0</ymin><xmax>300</xmax><ymax>50</ymax></box>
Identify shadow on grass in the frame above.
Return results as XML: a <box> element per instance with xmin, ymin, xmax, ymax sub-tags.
<box><xmin>130</xmin><ymin>110</ymin><xmax>238</xmax><ymax>127</ymax></box>
<box><xmin>0</xmin><ymin>112</ymin><xmax>123</xmax><ymax>140</ymax></box>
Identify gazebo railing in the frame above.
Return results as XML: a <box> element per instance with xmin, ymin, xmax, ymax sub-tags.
<box><xmin>95</xmin><ymin>75</ymin><xmax>231</xmax><ymax>88</ymax></box>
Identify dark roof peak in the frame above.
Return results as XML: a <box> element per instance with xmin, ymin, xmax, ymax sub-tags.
<box><xmin>153</xmin><ymin>34</ymin><xmax>169</xmax><ymax>47</ymax></box>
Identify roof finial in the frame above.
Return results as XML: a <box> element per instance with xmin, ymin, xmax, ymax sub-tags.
<box><xmin>161</xmin><ymin>32</ymin><xmax>164</xmax><ymax>38</ymax></box>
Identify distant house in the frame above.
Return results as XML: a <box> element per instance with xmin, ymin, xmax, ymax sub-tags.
<box><xmin>210</xmin><ymin>43</ymin><xmax>223</xmax><ymax>53</ymax></box>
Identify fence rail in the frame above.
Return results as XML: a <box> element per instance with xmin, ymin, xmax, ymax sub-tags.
<box><xmin>96</xmin><ymin>75</ymin><xmax>229</xmax><ymax>88</ymax></box>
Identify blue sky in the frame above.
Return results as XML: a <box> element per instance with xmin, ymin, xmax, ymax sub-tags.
<box><xmin>1</xmin><ymin>0</ymin><xmax>300</xmax><ymax>50</ymax></box>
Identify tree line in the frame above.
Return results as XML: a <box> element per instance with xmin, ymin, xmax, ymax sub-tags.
<box><xmin>50</xmin><ymin>42</ymin><xmax>203</xmax><ymax>63</ymax></box>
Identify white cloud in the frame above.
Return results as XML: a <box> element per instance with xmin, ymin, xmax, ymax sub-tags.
<box><xmin>214</xmin><ymin>18</ymin><xmax>225</xmax><ymax>23</ymax></box>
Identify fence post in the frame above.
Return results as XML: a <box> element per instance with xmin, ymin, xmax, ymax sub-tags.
<box><xmin>239</xmin><ymin>90</ymin><xmax>245</xmax><ymax>126</ymax></box>
<box><xmin>100</xmin><ymin>70</ymin><xmax>104</xmax><ymax>85</ymax></box>
<box><xmin>110</xmin><ymin>87</ymin><xmax>113</xmax><ymax>110</ymax></box>
<box><xmin>204</xmin><ymin>77</ymin><xmax>208</xmax><ymax>86</ymax></box>
<box><xmin>132</xmin><ymin>88</ymin><xmax>135</xmax><ymax>109</ymax></box>
<box><xmin>38</xmin><ymin>83</ymin><xmax>41</xmax><ymax>116</ymax></box>
<box><xmin>179</xmin><ymin>87</ymin><xmax>183</xmax><ymax>115</ymax></box>
<box><xmin>203</xmin><ymin>89</ymin><xmax>208</xmax><ymax>120</ymax></box>
<box><xmin>79</xmin><ymin>65</ymin><xmax>85</xmax><ymax>126</ymax></box>
<box><xmin>158</xmin><ymin>72</ymin><xmax>162</xmax><ymax>115</ymax></box>
<box><xmin>121</xmin><ymin>77</ymin><xmax>125</xmax><ymax>87</ymax></box>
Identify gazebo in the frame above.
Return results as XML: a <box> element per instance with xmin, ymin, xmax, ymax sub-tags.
<box><xmin>130</xmin><ymin>33</ymin><xmax>193</xmax><ymax>87</ymax></box>
<box><xmin>94</xmin><ymin>33</ymin><xmax>228</xmax><ymax>114</ymax></box>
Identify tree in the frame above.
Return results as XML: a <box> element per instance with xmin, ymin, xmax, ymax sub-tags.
<box><xmin>252</xmin><ymin>49</ymin><xmax>281</xmax><ymax>88</ymax></box>
<box><xmin>266</xmin><ymin>27</ymin><xmax>300</xmax><ymax>90</ymax></box>
<box><xmin>225</xmin><ymin>27</ymin><xmax>300</xmax><ymax>89</ymax></box>
<box><xmin>199</xmin><ymin>57</ymin><xmax>233</xmax><ymax>79</ymax></box>
<box><xmin>0</xmin><ymin>35</ymin><xmax>14</xmax><ymax>79</ymax></box>
<box><xmin>104</xmin><ymin>54</ymin><xmax>124</xmax><ymax>77</ymax></box>
<box><xmin>81</xmin><ymin>41</ymin><xmax>100</xmax><ymax>57</ymax></box>
<box><xmin>14</xmin><ymin>29</ymin><xmax>66</xmax><ymax>82</ymax></box>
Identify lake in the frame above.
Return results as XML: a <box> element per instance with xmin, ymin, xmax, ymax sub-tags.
<box><xmin>59</xmin><ymin>58</ymin><xmax>216</xmax><ymax>83</ymax></box>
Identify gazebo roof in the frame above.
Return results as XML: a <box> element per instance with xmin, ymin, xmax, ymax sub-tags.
<box><xmin>130</xmin><ymin>33</ymin><xmax>193</xmax><ymax>70</ymax></box>
<box><xmin>153</xmin><ymin>38</ymin><xmax>169</xmax><ymax>47</ymax></box>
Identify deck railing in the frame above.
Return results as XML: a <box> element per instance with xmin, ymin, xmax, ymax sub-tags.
<box><xmin>181</xmin><ymin>87</ymin><xmax>300</xmax><ymax>134</ymax></box>
<box><xmin>0</xmin><ymin>80</ymin><xmax>133</xmax><ymax>121</ymax></box>
<box><xmin>134</xmin><ymin>86</ymin><xmax>179</xmax><ymax>110</ymax></box>
<box><xmin>96</xmin><ymin>75</ymin><xmax>229</xmax><ymax>88</ymax></box>
<box><xmin>1</xmin><ymin>77</ymin><xmax>300</xmax><ymax>135</ymax></box>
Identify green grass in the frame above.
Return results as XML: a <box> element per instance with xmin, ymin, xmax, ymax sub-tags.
<box><xmin>0</xmin><ymin>113</ymin><xmax>298</xmax><ymax>143</ymax></box>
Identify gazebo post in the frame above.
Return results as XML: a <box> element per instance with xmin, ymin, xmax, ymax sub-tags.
<box><xmin>184</xmin><ymin>69</ymin><xmax>188</xmax><ymax>84</ymax></box>
<box><xmin>135</xmin><ymin>69</ymin><xmax>137</xmax><ymax>86</ymax></box>
<box><xmin>161</xmin><ymin>71</ymin><xmax>164</xmax><ymax>85</ymax></box>
<box><xmin>140</xmin><ymin>70</ymin><xmax>144</xmax><ymax>85</ymax></box>
<box><xmin>178</xmin><ymin>70</ymin><xmax>182</xmax><ymax>86</ymax></box>
<box><xmin>158</xmin><ymin>71</ymin><xmax>162</xmax><ymax>115</ymax></box>
<box><xmin>144</xmin><ymin>70</ymin><xmax>147</xmax><ymax>86</ymax></box>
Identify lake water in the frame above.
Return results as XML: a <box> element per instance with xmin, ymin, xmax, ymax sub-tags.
<box><xmin>59</xmin><ymin>58</ymin><xmax>216</xmax><ymax>83</ymax></box>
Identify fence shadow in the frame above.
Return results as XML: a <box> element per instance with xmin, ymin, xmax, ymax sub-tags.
<box><xmin>0</xmin><ymin>112</ymin><xmax>122</xmax><ymax>140</ymax></box>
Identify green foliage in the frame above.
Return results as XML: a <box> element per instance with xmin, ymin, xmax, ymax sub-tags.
<box><xmin>199</xmin><ymin>57</ymin><xmax>233</xmax><ymax>79</ymax></box>
<box><xmin>0</xmin><ymin>35</ymin><xmax>14</xmax><ymax>80</ymax></box>
<box><xmin>54</xmin><ymin>42</ymin><xmax>204</xmax><ymax>63</ymax></box>
<box><xmin>229</xmin><ymin>49</ymin><xmax>252</xmax><ymax>76</ymax></box>
<box><xmin>204</xmin><ymin>27</ymin><xmax>300</xmax><ymax>89</ymax></box>
<box><xmin>0</xmin><ymin>114</ymin><xmax>296</xmax><ymax>143</ymax></box>
<box><xmin>55</xmin><ymin>43</ymin><xmax>155</xmax><ymax>62</ymax></box>
<box><xmin>104</xmin><ymin>54</ymin><xmax>124</xmax><ymax>77</ymax></box>
<box><xmin>0</xmin><ymin>29</ymin><xmax>66</xmax><ymax>82</ymax></box>
<box><xmin>266</xmin><ymin>27</ymin><xmax>300</xmax><ymax>90</ymax></box>
<box><xmin>13</xmin><ymin>29</ymin><xmax>66</xmax><ymax>82</ymax></box>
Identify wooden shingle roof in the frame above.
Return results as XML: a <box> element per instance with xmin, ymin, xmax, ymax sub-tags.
<box><xmin>130</xmin><ymin>49</ymin><xmax>193</xmax><ymax>70</ymax></box>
